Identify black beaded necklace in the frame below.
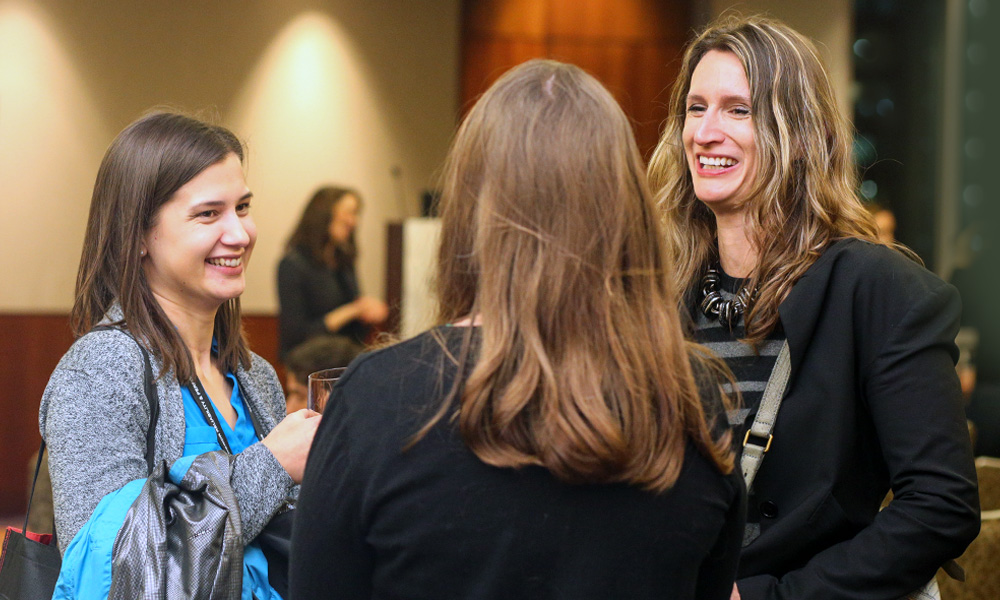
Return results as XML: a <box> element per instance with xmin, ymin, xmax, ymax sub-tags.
<box><xmin>699</xmin><ymin>265</ymin><xmax>756</xmax><ymax>329</ymax></box>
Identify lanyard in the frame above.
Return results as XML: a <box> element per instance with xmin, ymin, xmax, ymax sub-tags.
<box><xmin>186</xmin><ymin>376</ymin><xmax>264</xmax><ymax>455</ymax></box>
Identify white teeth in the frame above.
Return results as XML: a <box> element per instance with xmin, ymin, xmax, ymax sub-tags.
<box><xmin>699</xmin><ymin>156</ymin><xmax>737</xmax><ymax>168</ymax></box>
<box><xmin>208</xmin><ymin>257</ymin><xmax>242</xmax><ymax>267</ymax></box>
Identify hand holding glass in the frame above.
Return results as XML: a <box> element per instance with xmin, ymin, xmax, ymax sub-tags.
<box><xmin>307</xmin><ymin>367</ymin><xmax>346</xmax><ymax>413</ymax></box>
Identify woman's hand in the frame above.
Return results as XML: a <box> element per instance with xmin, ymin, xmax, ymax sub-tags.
<box><xmin>322</xmin><ymin>296</ymin><xmax>387</xmax><ymax>333</ymax></box>
<box><xmin>261</xmin><ymin>408</ymin><xmax>321</xmax><ymax>483</ymax></box>
<box><xmin>355</xmin><ymin>296</ymin><xmax>389</xmax><ymax>324</ymax></box>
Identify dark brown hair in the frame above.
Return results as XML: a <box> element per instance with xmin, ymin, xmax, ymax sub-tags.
<box><xmin>284</xmin><ymin>335</ymin><xmax>362</xmax><ymax>383</ymax></box>
<box><xmin>71</xmin><ymin>111</ymin><xmax>251</xmax><ymax>381</ymax></box>
<box><xmin>648</xmin><ymin>15</ymin><xmax>888</xmax><ymax>346</ymax></box>
<box><xmin>424</xmin><ymin>59</ymin><xmax>733</xmax><ymax>491</ymax></box>
<box><xmin>286</xmin><ymin>186</ymin><xmax>359</xmax><ymax>269</ymax></box>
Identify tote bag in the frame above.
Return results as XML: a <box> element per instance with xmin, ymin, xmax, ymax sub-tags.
<box><xmin>0</xmin><ymin>446</ymin><xmax>61</xmax><ymax>600</ymax></box>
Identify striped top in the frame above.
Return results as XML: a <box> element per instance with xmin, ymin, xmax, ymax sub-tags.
<box><xmin>692</xmin><ymin>270</ymin><xmax>785</xmax><ymax>438</ymax></box>
<box><xmin>692</xmin><ymin>269</ymin><xmax>785</xmax><ymax>546</ymax></box>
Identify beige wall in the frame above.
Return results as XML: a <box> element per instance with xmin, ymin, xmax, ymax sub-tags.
<box><xmin>706</xmin><ymin>0</ymin><xmax>854</xmax><ymax>115</ymax></box>
<box><xmin>0</xmin><ymin>0</ymin><xmax>459</xmax><ymax>313</ymax></box>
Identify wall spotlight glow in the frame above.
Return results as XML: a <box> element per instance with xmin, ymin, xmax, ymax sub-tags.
<box><xmin>227</xmin><ymin>11</ymin><xmax>398</xmax><ymax>309</ymax></box>
<box><xmin>0</xmin><ymin>4</ymin><xmax>108</xmax><ymax>310</ymax></box>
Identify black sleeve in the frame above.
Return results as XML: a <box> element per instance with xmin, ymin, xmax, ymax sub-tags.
<box><xmin>735</xmin><ymin>574</ymin><xmax>777</xmax><ymax>600</ymax></box>
<box><xmin>758</xmin><ymin>282</ymin><xmax>980</xmax><ymax>600</ymax></box>
<box><xmin>289</xmin><ymin>381</ymin><xmax>373</xmax><ymax>599</ymax></box>
<box><xmin>696</xmin><ymin>470</ymin><xmax>746</xmax><ymax>600</ymax></box>
<box><xmin>277</xmin><ymin>255</ymin><xmax>330</xmax><ymax>357</ymax></box>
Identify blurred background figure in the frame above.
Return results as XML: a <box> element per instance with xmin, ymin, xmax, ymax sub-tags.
<box><xmin>867</xmin><ymin>203</ymin><xmax>897</xmax><ymax>244</ymax></box>
<box><xmin>968</xmin><ymin>383</ymin><xmax>1000</xmax><ymax>458</ymax></box>
<box><xmin>277</xmin><ymin>186</ymin><xmax>388</xmax><ymax>361</ymax></box>
<box><xmin>282</xmin><ymin>335</ymin><xmax>362</xmax><ymax>414</ymax></box>
<box><xmin>959</xmin><ymin>327</ymin><xmax>1000</xmax><ymax>458</ymax></box>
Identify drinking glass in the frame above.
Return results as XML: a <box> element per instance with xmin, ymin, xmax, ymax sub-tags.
<box><xmin>307</xmin><ymin>367</ymin><xmax>347</xmax><ymax>413</ymax></box>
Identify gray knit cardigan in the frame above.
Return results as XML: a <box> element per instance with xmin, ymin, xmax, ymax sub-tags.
<box><xmin>39</xmin><ymin>317</ymin><xmax>294</xmax><ymax>554</ymax></box>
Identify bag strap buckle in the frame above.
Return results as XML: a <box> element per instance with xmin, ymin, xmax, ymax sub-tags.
<box><xmin>743</xmin><ymin>430</ymin><xmax>773</xmax><ymax>453</ymax></box>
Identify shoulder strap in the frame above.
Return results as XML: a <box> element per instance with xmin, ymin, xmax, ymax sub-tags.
<box><xmin>22</xmin><ymin>441</ymin><xmax>47</xmax><ymax>534</ymax></box>
<box><xmin>740</xmin><ymin>340</ymin><xmax>791</xmax><ymax>491</ymax></box>
<box><xmin>90</xmin><ymin>325</ymin><xmax>159</xmax><ymax>474</ymax></box>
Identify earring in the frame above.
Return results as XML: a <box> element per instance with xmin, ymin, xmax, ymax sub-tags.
<box><xmin>140</xmin><ymin>249</ymin><xmax>147</xmax><ymax>257</ymax></box>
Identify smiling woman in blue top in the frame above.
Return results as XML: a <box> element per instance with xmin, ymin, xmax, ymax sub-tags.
<box><xmin>39</xmin><ymin>111</ymin><xmax>319</xmax><ymax>599</ymax></box>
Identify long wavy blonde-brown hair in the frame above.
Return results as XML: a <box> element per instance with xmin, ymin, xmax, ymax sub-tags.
<box><xmin>422</xmin><ymin>59</ymin><xmax>733</xmax><ymax>491</ymax></box>
<box><xmin>648</xmin><ymin>15</ymin><xmax>883</xmax><ymax>345</ymax></box>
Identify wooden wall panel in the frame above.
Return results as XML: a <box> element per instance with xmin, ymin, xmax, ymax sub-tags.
<box><xmin>385</xmin><ymin>222</ymin><xmax>404</xmax><ymax>335</ymax></box>
<box><xmin>461</xmin><ymin>38</ymin><xmax>548</xmax><ymax>110</ymax></box>
<box><xmin>463</xmin><ymin>0</ymin><xmax>547</xmax><ymax>37</ymax></box>
<box><xmin>632</xmin><ymin>43</ymin><xmax>687</xmax><ymax>154</ymax></box>
<box><xmin>547</xmin><ymin>0</ymin><xmax>683</xmax><ymax>41</ymax></box>
<box><xmin>0</xmin><ymin>314</ymin><xmax>74</xmax><ymax>515</ymax></box>
<box><xmin>0</xmin><ymin>313</ymin><xmax>280</xmax><ymax>516</ymax></box>
<box><xmin>243</xmin><ymin>314</ymin><xmax>284</xmax><ymax>385</ymax></box>
<box><xmin>461</xmin><ymin>0</ymin><xmax>691</xmax><ymax>158</ymax></box>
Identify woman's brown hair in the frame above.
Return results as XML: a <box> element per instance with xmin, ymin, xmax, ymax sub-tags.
<box><xmin>71</xmin><ymin>111</ymin><xmax>251</xmax><ymax>382</ymax></box>
<box><xmin>423</xmin><ymin>59</ymin><xmax>733</xmax><ymax>491</ymax></box>
<box><xmin>648</xmin><ymin>15</ymin><xmax>888</xmax><ymax>346</ymax></box>
<box><xmin>286</xmin><ymin>186</ymin><xmax>359</xmax><ymax>269</ymax></box>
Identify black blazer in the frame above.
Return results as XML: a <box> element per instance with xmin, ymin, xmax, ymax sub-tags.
<box><xmin>730</xmin><ymin>239</ymin><xmax>979</xmax><ymax>600</ymax></box>
<box><xmin>276</xmin><ymin>248</ymin><xmax>368</xmax><ymax>359</ymax></box>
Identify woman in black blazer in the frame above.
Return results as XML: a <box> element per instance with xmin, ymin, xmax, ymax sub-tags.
<box><xmin>648</xmin><ymin>15</ymin><xmax>980</xmax><ymax>600</ymax></box>
<box><xmin>277</xmin><ymin>187</ymin><xmax>388</xmax><ymax>360</ymax></box>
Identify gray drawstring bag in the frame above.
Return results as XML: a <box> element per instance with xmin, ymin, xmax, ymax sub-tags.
<box><xmin>109</xmin><ymin>451</ymin><xmax>244</xmax><ymax>600</ymax></box>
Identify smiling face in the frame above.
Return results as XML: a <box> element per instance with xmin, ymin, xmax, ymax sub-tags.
<box><xmin>328</xmin><ymin>193</ymin><xmax>360</xmax><ymax>245</ymax></box>
<box><xmin>682</xmin><ymin>50</ymin><xmax>757</xmax><ymax>215</ymax></box>
<box><xmin>143</xmin><ymin>153</ymin><xmax>256</xmax><ymax>315</ymax></box>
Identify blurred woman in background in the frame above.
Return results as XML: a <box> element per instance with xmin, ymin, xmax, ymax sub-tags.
<box><xmin>277</xmin><ymin>186</ymin><xmax>388</xmax><ymax>360</ymax></box>
<box><xmin>290</xmin><ymin>59</ymin><xmax>745</xmax><ymax>600</ymax></box>
<box><xmin>648</xmin><ymin>15</ymin><xmax>979</xmax><ymax>600</ymax></box>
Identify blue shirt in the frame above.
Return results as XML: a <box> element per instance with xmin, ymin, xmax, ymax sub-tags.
<box><xmin>54</xmin><ymin>372</ymin><xmax>282</xmax><ymax>600</ymax></box>
<box><xmin>181</xmin><ymin>372</ymin><xmax>281</xmax><ymax>600</ymax></box>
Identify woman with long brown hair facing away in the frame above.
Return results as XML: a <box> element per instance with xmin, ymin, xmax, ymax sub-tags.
<box><xmin>649</xmin><ymin>16</ymin><xmax>979</xmax><ymax>600</ymax></box>
<box><xmin>290</xmin><ymin>59</ymin><xmax>744</xmax><ymax>600</ymax></box>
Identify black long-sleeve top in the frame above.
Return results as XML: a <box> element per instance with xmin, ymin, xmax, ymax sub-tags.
<box><xmin>290</xmin><ymin>326</ymin><xmax>745</xmax><ymax>600</ymax></box>
<box><xmin>276</xmin><ymin>248</ymin><xmax>368</xmax><ymax>359</ymax></box>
